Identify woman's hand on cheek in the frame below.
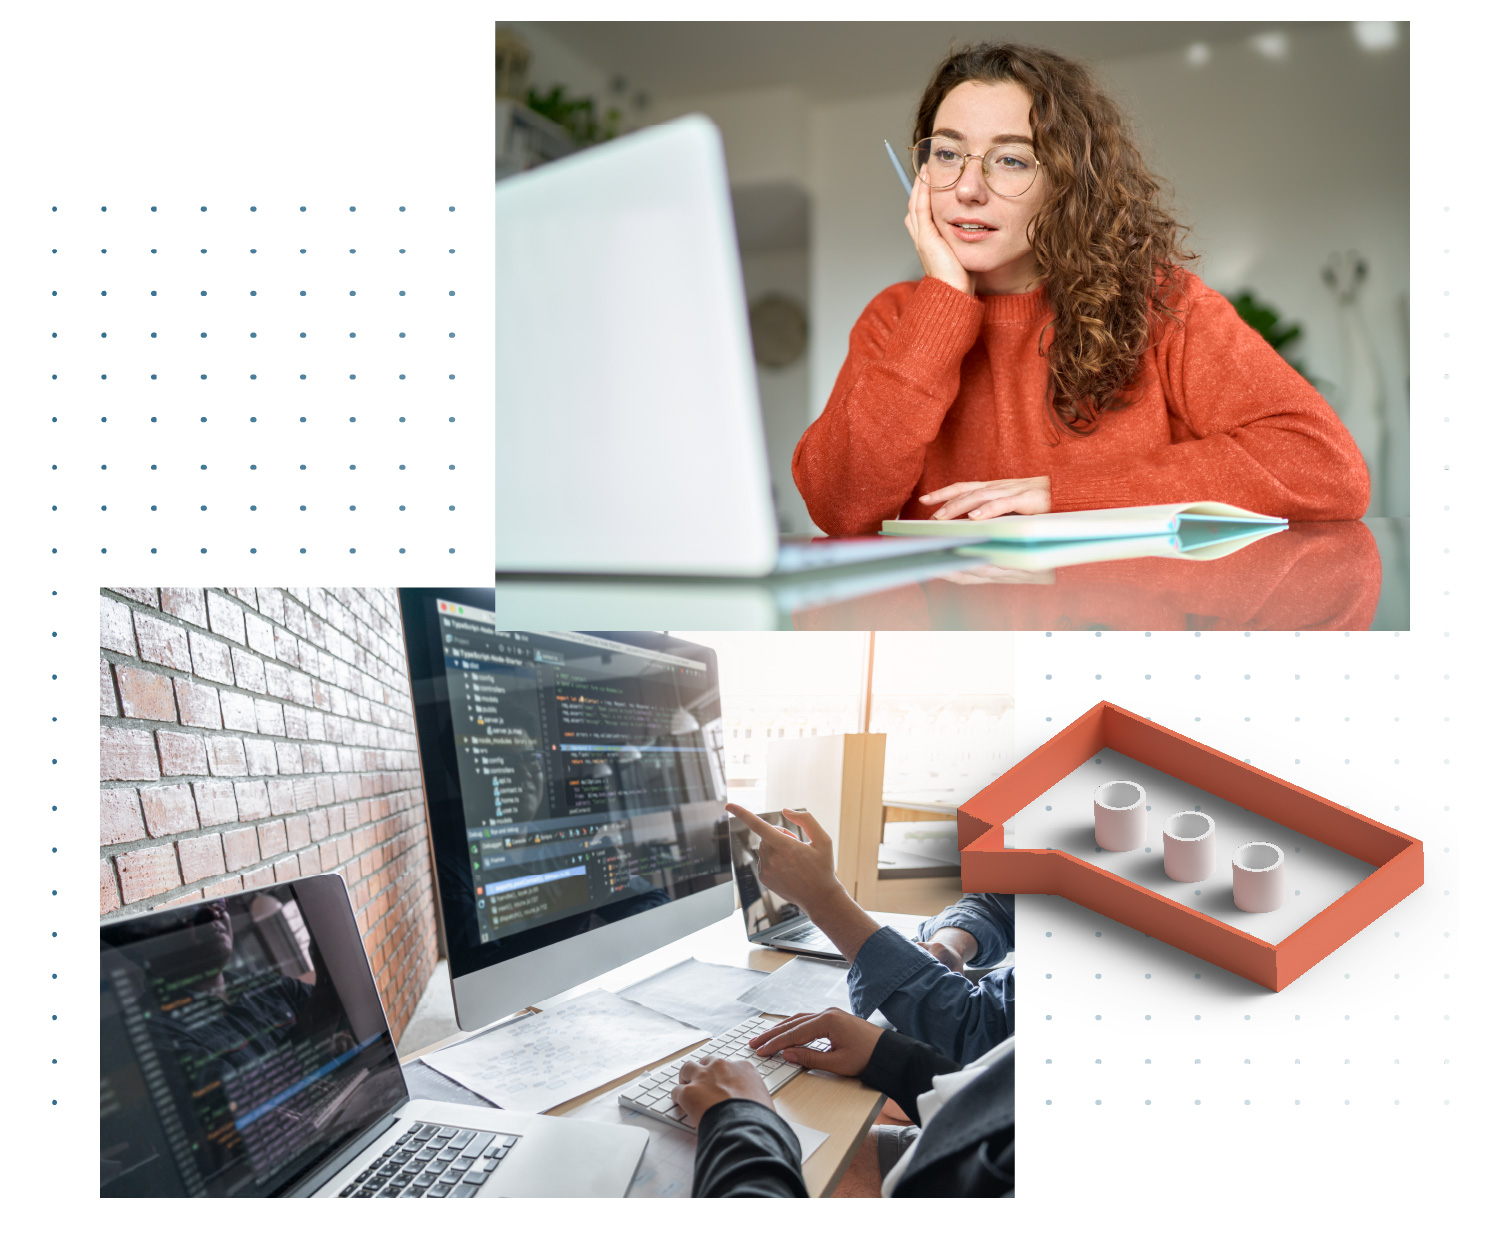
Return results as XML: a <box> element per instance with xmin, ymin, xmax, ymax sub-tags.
<box><xmin>920</xmin><ymin>476</ymin><xmax>1052</xmax><ymax>519</ymax></box>
<box><xmin>904</xmin><ymin>175</ymin><xmax>974</xmax><ymax>297</ymax></box>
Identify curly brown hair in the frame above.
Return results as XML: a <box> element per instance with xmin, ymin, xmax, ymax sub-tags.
<box><xmin>914</xmin><ymin>43</ymin><xmax>1196</xmax><ymax>435</ymax></box>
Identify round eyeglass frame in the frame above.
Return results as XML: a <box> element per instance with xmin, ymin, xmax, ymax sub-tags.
<box><xmin>909</xmin><ymin>137</ymin><xmax>1043</xmax><ymax>199</ymax></box>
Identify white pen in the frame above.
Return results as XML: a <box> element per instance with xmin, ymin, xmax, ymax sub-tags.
<box><xmin>884</xmin><ymin>140</ymin><xmax>913</xmax><ymax>196</ymax></box>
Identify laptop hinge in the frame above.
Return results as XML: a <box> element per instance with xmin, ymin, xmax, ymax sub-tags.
<box><xmin>283</xmin><ymin>1110</ymin><xmax>403</xmax><ymax>1197</ymax></box>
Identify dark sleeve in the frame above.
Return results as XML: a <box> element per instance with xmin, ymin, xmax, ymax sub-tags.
<box><xmin>691</xmin><ymin>1099</ymin><xmax>808</xmax><ymax>1198</ymax></box>
<box><xmin>857</xmin><ymin>1028</ymin><xmax>961</xmax><ymax>1125</ymax></box>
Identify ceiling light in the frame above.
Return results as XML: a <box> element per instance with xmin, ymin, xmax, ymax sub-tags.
<box><xmin>1250</xmin><ymin>31</ymin><xmax>1289</xmax><ymax>60</ymax></box>
<box><xmin>1186</xmin><ymin>43</ymin><xmax>1210</xmax><ymax>68</ymax></box>
<box><xmin>1353</xmin><ymin>21</ymin><xmax>1400</xmax><ymax>52</ymax></box>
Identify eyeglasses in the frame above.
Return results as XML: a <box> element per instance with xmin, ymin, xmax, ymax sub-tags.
<box><xmin>910</xmin><ymin>136</ymin><xmax>1042</xmax><ymax>198</ymax></box>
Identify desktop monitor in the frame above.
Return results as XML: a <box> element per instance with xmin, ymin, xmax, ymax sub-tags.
<box><xmin>398</xmin><ymin>589</ymin><xmax>734</xmax><ymax>1031</ymax></box>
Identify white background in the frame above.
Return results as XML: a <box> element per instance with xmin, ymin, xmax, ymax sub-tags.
<box><xmin>3</xmin><ymin>1</ymin><xmax>1492</xmax><ymax>1244</ymax></box>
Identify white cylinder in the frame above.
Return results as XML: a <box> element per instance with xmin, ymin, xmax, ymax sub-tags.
<box><xmin>1093</xmin><ymin>780</ymin><xmax>1147</xmax><ymax>852</ymax></box>
<box><xmin>1162</xmin><ymin>811</ymin><xmax>1216</xmax><ymax>882</ymax></box>
<box><xmin>1232</xmin><ymin>841</ymin><xmax>1286</xmax><ymax>912</ymax></box>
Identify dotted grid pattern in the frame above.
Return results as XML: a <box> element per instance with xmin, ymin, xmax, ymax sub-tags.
<box><xmin>96</xmin><ymin>587</ymin><xmax>439</xmax><ymax>1043</ymax></box>
<box><xmin>19</xmin><ymin>198</ymin><xmax>493</xmax><ymax>585</ymax></box>
<box><xmin>1008</xmin><ymin>626</ymin><xmax>1479</xmax><ymax>1216</ymax></box>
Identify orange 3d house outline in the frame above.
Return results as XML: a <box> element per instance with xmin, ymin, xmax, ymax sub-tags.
<box><xmin>958</xmin><ymin>702</ymin><xmax>1423</xmax><ymax>991</ymax></box>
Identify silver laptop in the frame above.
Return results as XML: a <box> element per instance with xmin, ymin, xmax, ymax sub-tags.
<box><xmin>730</xmin><ymin>812</ymin><xmax>926</xmax><ymax>958</ymax></box>
<box><xmin>495</xmin><ymin>114</ymin><xmax>966</xmax><ymax>577</ymax></box>
<box><xmin>99</xmin><ymin>874</ymin><xmax>647</xmax><ymax>1198</ymax></box>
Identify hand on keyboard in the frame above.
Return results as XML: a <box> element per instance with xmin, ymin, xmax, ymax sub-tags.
<box><xmin>672</xmin><ymin>1056</ymin><xmax>776</xmax><ymax>1128</ymax></box>
<box><xmin>748</xmin><ymin>1008</ymin><xmax>883</xmax><ymax>1078</ymax></box>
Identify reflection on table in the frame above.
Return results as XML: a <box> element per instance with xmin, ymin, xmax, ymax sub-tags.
<box><xmin>495</xmin><ymin>520</ymin><xmax>1407</xmax><ymax>632</ymax></box>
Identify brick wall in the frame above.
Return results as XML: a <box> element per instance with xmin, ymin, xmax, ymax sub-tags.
<box><xmin>99</xmin><ymin>586</ymin><xmax>439</xmax><ymax>1045</ymax></box>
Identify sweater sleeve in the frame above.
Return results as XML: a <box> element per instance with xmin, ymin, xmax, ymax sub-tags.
<box><xmin>1048</xmin><ymin>279</ymin><xmax>1371</xmax><ymax>521</ymax></box>
<box><xmin>792</xmin><ymin>277</ymin><xmax>985</xmax><ymax>536</ymax></box>
<box><xmin>857</xmin><ymin>1028</ymin><xmax>961</xmax><ymax>1124</ymax></box>
<box><xmin>691</xmin><ymin>1099</ymin><xmax>809</xmax><ymax>1198</ymax></box>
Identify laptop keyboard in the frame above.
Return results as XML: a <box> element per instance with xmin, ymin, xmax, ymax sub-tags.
<box><xmin>615</xmin><ymin>1016</ymin><xmax>830</xmax><ymax>1130</ymax></box>
<box><xmin>339</xmin><ymin>1122</ymin><xmax>520</xmax><ymax>1198</ymax></box>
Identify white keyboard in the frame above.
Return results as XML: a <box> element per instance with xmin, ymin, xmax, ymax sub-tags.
<box><xmin>615</xmin><ymin>1016</ymin><xmax>828</xmax><ymax>1130</ymax></box>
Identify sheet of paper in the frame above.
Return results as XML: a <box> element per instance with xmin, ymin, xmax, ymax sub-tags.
<box><xmin>421</xmin><ymin>989</ymin><xmax>708</xmax><ymax>1114</ymax></box>
<box><xmin>567</xmin><ymin>1087</ymin><xmax>828</xmax><ymax>1198</ymax></box>
<box><xmin>618</xmin><ymin>957</ymin><xmax>770</xmax><ymax>1038</ymax></box>
<box><xmin>736</xmin><ymin>956</ymin><xmax>853</xmax><ymax>1017</ymax></box>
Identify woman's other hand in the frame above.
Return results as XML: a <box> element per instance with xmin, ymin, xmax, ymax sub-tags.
<box><xmin>921</xmin><ymin>476</ymin><xmax>1051</xmax><ymax>519</ymax></box>
<box><xmin>905</xmin><ymin>174</ymin><xmax>974</xmax><ymax>297</ymax></box>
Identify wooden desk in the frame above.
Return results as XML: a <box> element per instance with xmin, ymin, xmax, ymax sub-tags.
<box><xmin>402</xmin><ymin>913</ymin><xmax>885</xmax><ymax>1197</ymax></box>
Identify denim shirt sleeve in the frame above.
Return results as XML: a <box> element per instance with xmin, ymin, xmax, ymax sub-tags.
<box><xmin>916</xmin><ymin>893</ymin><xmax>1016</xmax><ymax>967</ymax></box>
<box><xmin>847</xmin><ymin>925</ymin><xmax>1014</xmax><ymax>1066</ymax></box>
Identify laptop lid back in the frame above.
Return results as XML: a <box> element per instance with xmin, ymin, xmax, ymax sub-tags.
<box><xmin>729</xmin><ymin>812</ymin><xmax>809</xmax><ymax>940</ymax></box>
<box><xmin>496</xmin><ymin>114</ymin><xmax>779</xmax><ymax>576</ymax></box>
<box><xmin>99</xmin><ymin>875</ymin><xmax>408</xmax><ymax>1196</ymax></box>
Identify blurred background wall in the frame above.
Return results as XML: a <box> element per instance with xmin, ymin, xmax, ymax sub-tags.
<box><xmin>500</xmin><ymin>21</ymin><xmax>1409</xmax><ymax>530</ymax></box>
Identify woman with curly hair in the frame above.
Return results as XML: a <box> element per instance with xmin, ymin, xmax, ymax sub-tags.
<box><xmin>792</xmin><ymin>43</ymin><xmax>1370</xmax><ymax>534</ymax></box>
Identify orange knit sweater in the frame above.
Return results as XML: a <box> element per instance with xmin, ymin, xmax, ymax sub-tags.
<box><xmin>792</xmin><ymin>272</ymin><xmax>1370</xmax><ymax>536</ymax></box>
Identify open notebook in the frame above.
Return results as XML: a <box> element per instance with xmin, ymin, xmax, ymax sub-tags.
<box><xmin>952</xmin><ymin>519</ymin><xmax>1287</xmax><ymax>571</ymax></box>
<box><xmin>881</xmin><ymin>501</ymin><xmax>1288</xmax><ymax>545</ymax></box>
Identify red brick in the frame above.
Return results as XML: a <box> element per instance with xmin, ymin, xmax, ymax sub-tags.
<box><xmin>257</xmin><ymin>819</ymin><xmax>289</xmax><ymax>859</ymax></box>
<box><xmin>117</xmin><ymin>844</ymin><xmax>182</xmax><ymax>903</ymax></box>
<box><xmin>156</xmin><ymin>731</ymin><xmax>208</xmax><ymax>776</ymax></box>
<box><xmin>258</xmin><ymin>587</ymin><xmax>287</xmax><ymax>624</ymax></box>
<box><xmin>100</xmin><ymin>657</ymin><xmax>119</xmax><ymax>716</ymax></box>
<box><xmin>173</xmin><ymin>678</ymin><xmax>221</xmax><ymax>729</ymax></box>
<box><xmin>100</xmin><ymin>858</ymin><xmax>121</xmax><ymax>914</ymax></box>
<box><xmin>232</xmin><ymin>648</ymin><xmax>267</xmax><ymax>694</ymax></box>
<box><xmin>282</xmin><ymin>704</ymin><xmax>309</xmax><ymax>739</ymax></box>
<box><xmin>110</xmin><ymin>587</ymin><xmax>158</xmax><ymax>607</ymax></box>
<box><xmin>242</xmin><ymin>865</ymin><xmax>276</xmax><ymax>890</ymax></box>
<box><xmin>245</xmin><ymin>738</ymin><xmax>278</xmax><ymax>776</ymax></box>
<box><xmin>207</xmin><ymin>591</ymin><xmax>247</xmax><ymax>644</ymax></box>
<box><xmin>275</xmin><ymin>741</ymin><xmax>304</xmax><ymax>774</ymax></box>
<box><xmin>334</xmin><ymin>833</ymin><xmax>355</xmax><ymax>865</ymax></box>
<box><xmin>284</xmin><ymin>813</ymin><xmax>311</xmax><ymax>850</ymax></box>
<box><xmin>101</xmin><ymin>726</ymin><xmax>160</xmax><ymax>781</ymax></box>
<box><xmin>154</xmin><ymin>890</ymin><xmax>203</xmax><ymax>910</ymax></box>
<box><xmin>266</xmin><ymin>778</ymin><xmax>296</xmax><ymax>815</ymax></box>
<box><xmin>100</xmin><ymin>788</ymin><xmax>146</xmax><ymax>845</ymax></box>
<box><xmin>222</xmin><ymin>826</ymin><xmax>260</xmax><ymax>871</ymax></box>
<box><xmin>254</xmin><ymin>699</ymin><xmax>285</xmax><ymax>737</ymax></box>
<box><xmin>219</xmin><ymin>689</ymin><xmax>256</xmax><ymax>732</ymax></box>
<box><xmin>133</xmin><ymin>611</ymin><xmax>192</xmax><ymax>671</ymax></box>
<box><xmin>159</xmin><ymin>587</ymin><xmax>208</xmax><ymax>628</ymax></box>
<box><xmin>308</xmin><ymin>808</ymin><xmax>330</xmax><ymax>841</ymax></box>
<box><xmin>193</xmin><ymin>780</ymin><xmax>238</xmax><ymax>825</ymax></box>
<box><xmin>114</xmin><ymin>665</ymin><xmax>178</xmax><ymax>722</ymax></box>
<box><xmin>327</xmin><ymin>805</ymin><xmax>347</xmax><ymax>835</ymax></box>
<box><xmin>320</xmin><ymin>839</ymin><xmax>343</xmax><ymax>871</ymax></box>
<box><xmin>234</xmin><ymin>780</ymin><xmax>271</xmax><ymax>821</ymax></box>
<box><xmin>246</xmin><ymin>613</ymin><xmax>276</xmax><ymax>657</ymax></box>
<box><xmin>264</xmin><ymin>662</ymin><xmax>293</xmax><ymax>701</ymax></box>
<box><xmin>100</xmin><ymin>596</ymin><xmax>138</xmax><ymax>656</ymax></box>
<box><xmin>273</xmin><ymin>855</ymin><xmax>300</xmax><ymax>883</ymax></box>
<box><xmin>291</xmin><ymin>777</ymin><xmax>318</xmax><ymax>810</ymax></box>
<box><xmin>207</xmin><ymin>736</ymin><xmax>247</xmax><ymax>776</ymax></box>
<box><xmin>189</xmin><ymin>632</ymin><xmax>234</xmax><ymax>684</ymax></box>
<box><xmin>299</xmin><ymin>847</ymin><xmax>323</xmax><ymax>877</ymax></box>
<box><xmin>177</xmin><ymin>831</ymin><xmax>227</xmax><ymax>883</ymax></box>
<box><xmin>202</xmin><ymin>877</ymin><xmax>241</xmax><ymax>899</ymax></box>
<box><xmin>139</xmin><ymin>783</ymin><xmax>199</xmax><ymax>837</ymax></box>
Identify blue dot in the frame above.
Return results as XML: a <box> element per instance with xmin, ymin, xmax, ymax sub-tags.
<box><xmin>300</xmin><ymin>249</ymin><xmax>306</xmax><ymax>254</ymax></box>
<box><xmin>200</xmin><ymin>374</ymin><xmax>207</xmax><ymax>380</ymax></box>
<box><xmin>349</xmin><ymin>206</ymin><xmax>356</xmax><ymax>212</ymax></box>
<box><xmin>300</xmin><ymin>416</ymin><xmax>306</xmax><ymax>422</ymax></box>
<box><xmin>101</xmin><ymin>290</ymin><xmax>107</xmax><ymax>296</ymax></box>
<box><xmin>449</xmin><ymin>332</ymin><xmax>456</xmax><ymax>338</ymax></box>
<box><xmin>200</xmin><ymin>505</ymin><xmax>207</xmax><ymax>511</ymax></box>
<box><xmin>150</xmin><ymin>505</ymin><xmax>156</xmax><ymax>511</ymax></box>
<box><xmin>448</xmin><ymin>374</ymin><xmax>455</xmax><ymax>380</ymax></box>
<box><xmin>400</xmin><ymin>248</ymin><xmax>406</xmax><ymax>254</ymax></box>
<box><xmin>200</xmin><ymin>206</ymin><xmax>207</xmax><ymax>212</ymax></box>
<box><xmin>350</xmin><ymin>548</ymin><xmax>356</xmax><ymax>553</ymax></box>
<box><xmin>299</xmin><ymin>374</ymin><xmax>306</xmax><ymax>380</ymax></box>
<box><xmin>399</xmin><ymin>332</ymin><xmax>406</xmax><ymax>338</ymax></box>
<box><xmin>150</xmin><ymin>206</ymin><xmax>156</xmax><ymax>212</ymax></box>
<box><xmin>300</xmin><ymin>547</ymin><xmax>306</xmax><ymax>552</ymax></box>
<box><xmin>448</xmin><ymin>290</ymin><xmax>455</xmax><ymax>295</ymax></box>
<box><xmin>349</xmin><ymin>290</ymin><xmax>356</xmax><ymax>296</ymax></box>
<box><xmin>448</xmin><ymin>416</ymin><xmax>455</xmax><ymax>422</ymax></box>
<box><xmin>150</xmin><ymin>291</ymin><xmax>156</xmax><ymax>296</ymax></box>
<box><xmin>349</xmin><ymin>416</ymin><xmax>356</xmax><ymax>422</ymax></box>
<box><xmin>150</xmin><ymin>248</ymin><xmax>156</xmax><ymax>253</ymax></box>
<box><xmin>300</xmin><ymin>206</ymin><xmax>306</xmax><ymax>212</ymax></box>
<box><xmin>101</xmin><ymin>206</ymin><xmax>107</xmax><ymax>212</ymax></box>
<box><xmin>151</xmin><ymin>548</ymin><xmax>156</xmax><ymax>553</ymax></box>
<box><xmin>449</xmin><ymin>548</ymin><xmax>455</xmax><ymax>554</ymax></box>
<box><xmin>449</xmin><ymin>505</ymin><xmax>455</xmax><ymax>511</ymax></box>
<box><xmin>399</xmin><ymin>547</ymin><xmax>406</xmax><ymax>553</ymax></box>
<box><xmin>449</xmin><ymin>206</ymin><xmax>455</xmax><ymax>212</ymax></box>
<box><xmin>449</xmin><ymin>249</ymin><xmax>455</xmax><ymax>254</ymax></box>
<box><xmin>349</xmin><ymin>374</ymin><xmax>355</xmax><ymax>379</ymax></box>
<box><xmin>399</xmin><ymin>464</ymin><xmax>406</xmax><ymax>470</ymax></box>
<box><xmin>151</xmin><ymin>374</ymin><xmax>156</xmax><ymax>379</ymax></box>
<box><xmin>399</xmin><ymin>505</ymin><xmax>406</xmax><ymax>511</ymax></box>
<box><xmin>250</xmin><ymin>547</ymin><xmax>257</xmax><ymax>553</ymax></box>
<box><xmin>349</xmin><ymin>464</ymin><xmax>356</xmax><ymax>469</ymax></box>
<box><xmin>150</xmin><ymin>332</ymin><xmax>156</xmax><ymax>338</ymax></box>
<box><xmin>200</xmin><ymin>547</ymin><xmax>207</xmax><ymax>553</ymax></box>
<box><xmin>200</xmin><ymin>290</ymin><xmax>207</xmax><ymax>296</ymax></box>
<box><xmin>399</xmin><ymin>374</ymin><xmax>406</xmax><ymax>380</ymax></box>
<box><xmin>399</xmin><ymin>416</ymin><xmax>406</xmax><ymax>422</ymax></box>
<box><xmin>399</xmin><ymin>290</ymin><xmax>406</xmax><ymax>296</ymax></box>
<box><xmin>300</xmin><ymin>505</ymin><xmax>306</xmax><ymax>511</ymax></box>
<box><xmin>399</xmin><ymin>206</ymin><xmax>406</xmax><ymax>211</ymax></box>
<box><xmin>300</xmin><ymin>464</ymin><xmax>306</xmax><ymax>469</ymax></box>
<box><xmin>250</xmin><ymin>505</ymin><xmax>257</xmax><ymax>511</ymax></box>
<box><xmin>201</xmin><ymin>332</ymin><xmax>207</xmax><ymax>338</ymax></box>
<box><xmin>300</xmin><ymin>332</ymin><xmax>306</xmax><ymax>337</ymax></box>
<box><xmin>250</xmin><ymin>417</ymin><xmax>256</xmax><ymax>422</ymax></box>
<box><xmin>300</xmin><ymin>291</ymin><xmax>306</xmax><ymax>296</ymax></box>
<box><xmin>349</xmin><ymin>332</ymin><xmax>356</xmax><ymax>338</ymax></box>
<box><xmin>250</xmin><ymin>290</ymin><xmax>257</xmax><ymax>296</ymax></box>
<box><xmin>349</xmin><ymin>505</ymin><xmax>356</xmax><ymax>511</ymax></box>
<box><xmin>201</xmin><ymin>248</ymin><xmax>206</xmax><ymax>254</ymax></box>
<box><xmin>250</xmin><ymin>248</ymin><xmax>256</xmax><ymax>253</ymax></box>
<box><xmin>250</xmin><ymin>206</ymin><xmax>257</xmax><ymax>211</ymax></box>
<box><xmin>350</xmin><ymin>249</ymin><xmax>356</xmax><ymax>254</ymax></box>
<box><xmin>250</xmin><ymin>332</ymin><xmax>257</xmax><ymax>338</ymax></box>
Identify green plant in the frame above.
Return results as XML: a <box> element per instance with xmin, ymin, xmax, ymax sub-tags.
<box><xmin>1226</xmin><ymin>288</ymin><xmax>1310</xmax><ymax>378</ymax></box>
<box><xmin>526</xmin><ymin>84</ymin><xmax>621</xmax><ymax>148</ymax></box>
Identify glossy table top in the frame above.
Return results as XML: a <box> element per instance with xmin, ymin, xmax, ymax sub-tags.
<box><xmin>495</xmin><ymin>519</ymin><xmax>1408</xmax><ymax>632</ymax></box>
